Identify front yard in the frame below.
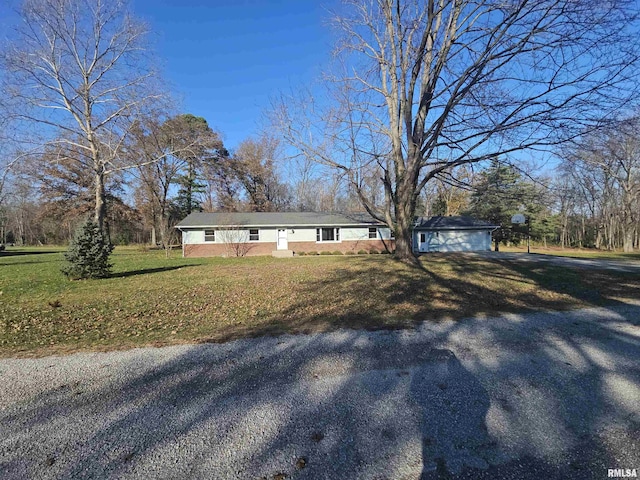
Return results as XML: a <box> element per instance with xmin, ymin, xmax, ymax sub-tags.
<box><xmin>1</xmin><ymin>247</ymin><xmax>639</xmax><ymax>357</ymax></box>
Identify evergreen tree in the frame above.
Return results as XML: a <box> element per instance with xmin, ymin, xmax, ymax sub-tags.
<box><xmin>466</xmin><ymin>160</ymin><xmax>538</xmax><ymax>250</ymax></box>
<box><xmin>168</xmin><ymin>114</ymin><xmax>225</xmax><ymax>217</ymax></box>
<box><xmin>62</xmin><ymin>220</ymin><xmax>114</xmax><ymax>279</ymax></box>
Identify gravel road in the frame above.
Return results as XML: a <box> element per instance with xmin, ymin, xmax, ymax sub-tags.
<box><xmin>1</xmin><ymin>302</ymin><xmax>639</xmax><ymax>479</ymax></box>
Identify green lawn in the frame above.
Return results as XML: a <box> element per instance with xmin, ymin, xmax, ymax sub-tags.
<box><xmin>1</xmin><ymin>246</ymin><xmax>639</xmax><ymax>357</ymax></box>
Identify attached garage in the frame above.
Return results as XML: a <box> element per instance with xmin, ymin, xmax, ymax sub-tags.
<box><xmin>413</xmin><ymin>216</ymin><xmax>498</xmax><ymax>253</ymax></box>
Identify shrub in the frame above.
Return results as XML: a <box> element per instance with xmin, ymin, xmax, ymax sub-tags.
<box><xmin>307</xmin><ymin>251</ymin><xmax>318</xmax><ymax>256</ymax></box>
<box><xmin>369</xmin><ymin>249</ymin><xmax>379</xmax><ymax>254</ymax></box>
<box><xmin>345</xmin><ymin>250</ymin><xmax>355</xmax><ymax>255</ymax></box>
<box><xmin>62</xmin><ymin>220</ymin><xmax>114</xmax><ymax>279</ymax></box>
<box><xmin>319</xmin><ymin>251</ymin><xmax>332</xmax><ymax>255</ymax></box>
<box><xmin>0</xmin><ymin>244</ymin><xmax>5</xmax><ymax>252</ymax></box>
<box><xmin>381</xmin><ymin>249</ymin><xmax>391</xmax><ymax>254</ymax></box>
<box><xmin>332</xmin><ymin>251</ymin><xmax>343</xmax><ymax>255</ymax></box>
<box><xmin>357</xmin><ymin>249</ymin><xmax>368</xmax><ymax>255</ymax></box>
<box><xmin>297</xmin><ymin>251</ymin><xmax>306</xmax><ymax>256</ymax></box>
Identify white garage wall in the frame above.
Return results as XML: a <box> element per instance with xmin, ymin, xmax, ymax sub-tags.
<box><xmin>414</xmin><ymin>230</ymin><xmax>492</xmax><ymax>252</ymax></box>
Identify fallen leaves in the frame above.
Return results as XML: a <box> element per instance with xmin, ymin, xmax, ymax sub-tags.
<box><xmin>1</xmin><ymin>249</ymin><xmax>639</xmax><ymax>357</ymax></box>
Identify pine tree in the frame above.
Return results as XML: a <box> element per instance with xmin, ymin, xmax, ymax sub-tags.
<box><xmin>466</xmin><ymin>160</ymin><xmax>539</xmax><ymax>250</ymax></box>
<box><xmin>62</xmin><ymin>220</ymin><xmax>114</xmax><ymax>279</ymax></box>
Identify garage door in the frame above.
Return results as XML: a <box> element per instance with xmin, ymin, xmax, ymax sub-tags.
<box><xmin>437</xmin><ymin>231</ymin><xmax>489</xmax><ymax>252</ymax></box>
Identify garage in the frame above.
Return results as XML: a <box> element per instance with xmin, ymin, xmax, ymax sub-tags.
<box><xmin>413</xmin><ymin>216</ymin><xmax>498</xmax><ymax>253</ymax></box>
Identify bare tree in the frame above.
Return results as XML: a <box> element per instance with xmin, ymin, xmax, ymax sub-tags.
<box><xmin>232</xmin><ymin>135</ymin><xmax>291</xmax><ymax>212</ymax></box>
<box><xmin>129</xmin><ymin>113</ymin><xmax>225</xmax><ymax>247</ymax></box>
<box><xmin>275</xmin><ymin>0</ymin><xmax>640</xmax><ymax>261</ymax></box>
<box><xmin>561</xmin><ymin>117</ymin><xmax>640</xmax><ymax>252</ymax></box>
<box><xmin>1</xmin><ymin>0</ymin><xmax>165</xmax><ymax>232</ymax></box>
<box><xmin>218</xmin><ymin>228</ymin><xmax>253</xmax><ymax>257</ymax></box>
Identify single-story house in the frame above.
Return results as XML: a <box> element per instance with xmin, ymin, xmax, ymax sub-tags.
<box><xmin>175</xmin><ymin>212</ymin><xmax>395</xmax><ymax>257</ymax></box>
<box><xmin>413</xmin><ymin>215</ymin><xmax>498</xmax><ymax>253</ymax></box>
<box><xmin>175</xmin><ymin>212</ymin><xmax>498</xmax><ymax>258</ymax></box>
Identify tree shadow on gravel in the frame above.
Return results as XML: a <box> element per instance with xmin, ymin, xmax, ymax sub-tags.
<box><xmin>0</xmin><ymin>297</ymin><xmax>639</xmax><ymax>479</ymax></box>
<box><xmin>1</xmin><ymin>255</ymin><xmax>639</xmax><ymax>478</ymax></box>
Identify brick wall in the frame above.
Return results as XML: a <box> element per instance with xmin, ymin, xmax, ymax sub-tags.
<box><xmin>184</xmin><ymin>242</ymin><xmax>276</xmax><ymax>257</ymax></box>
<box><xmin>289</xmin><ymin>240</ymin><xmax>394</xmax><ymax>254</ymax></box>
<box><xmin>183</xmin><ymin>239</ymin><xmax>395</xmax><ymax>257</ymax></box>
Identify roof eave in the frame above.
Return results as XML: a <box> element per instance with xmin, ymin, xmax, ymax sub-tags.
<box><xmin>175</xmin><ymin>222</ymin><xmax>386</xmax><ymax>229</ymax></box>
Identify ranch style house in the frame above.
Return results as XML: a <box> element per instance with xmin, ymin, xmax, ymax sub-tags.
<box><xmin>175</xmin><ymin>212</ymin><xmax>498</xmax><ymax>258</ymax></box>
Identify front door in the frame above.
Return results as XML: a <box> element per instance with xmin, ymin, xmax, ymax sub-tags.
<box><xmin>418</xmin><ymin>232</ymin><xmax>427</xmax><ymax>252</ymax></box>
<box><xmin>277</xmin><ymin>228</ymin><xmax>288</xmax><ymax>250</ymax></box>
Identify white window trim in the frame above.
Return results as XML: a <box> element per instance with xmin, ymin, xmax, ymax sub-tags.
<box><xmin>368</xmin><ymin>227</ymin><xmax>377</xmax><ymax>239</ymax></box>
<box><xmin>204</xmin><ymin>229</ymin><xmax>216</xmax><ymax>242</ymax></box>
<box><xmin>249</xmin><ymin>228</ymin><xmax>260</xmax><ymax>241</ymax></box>
<box><xmin>316</xmin><ymin>227</ymin><xmax>341</xmax><ymax>243</ymax></box>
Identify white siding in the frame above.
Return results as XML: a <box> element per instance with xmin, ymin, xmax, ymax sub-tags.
<box><xmin>340</xmin><ymin>226</ymin><xmax>393</xmax><ymax>240</ymax></box>
<box><xmin>342</xmin><ymin>227</ymin><xmax>367</xmax><ymax>240</ymax></box>
<box><xmin>288</xmin><ymin>228</ymin><xmax>317</xmax><ymax>242</ymax></box>
<box><xmin>182</xmin><ymin>225</ymin><xmax>393</xmax><ymax>245</ymax></box>
<box><xmin>258</xmin><ymin>229</ymin><xmax>277</xmax><ymax>243</ymax></box>
<box><xmin>378</xmin><ymin>227</ymin><xmax>393</xmax><ymax>240</ymax></box>
<box><xmin>182</xmin><ymin>228</ymin><xmax>275</xmax><ymax>244</ymax></box>
<box><xmin>183</xmin><ymin>230</ymin><xmax>204</xmax><ymax>244</ymax></box>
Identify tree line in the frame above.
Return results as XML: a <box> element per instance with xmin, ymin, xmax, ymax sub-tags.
<box><xmin>1</xmin><ymin>0</ymin><xmax>639</xmax><ymax>261</ymax></box>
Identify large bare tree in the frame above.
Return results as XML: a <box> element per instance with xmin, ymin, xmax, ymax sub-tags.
<box><xmin>1</xmin><ymin>0</ymin><xmax>164</xmax><ymax>231</ymax></box>
<box><xmin>561</xmin><ymin>117</ymin><xmax>640</xmax><ymax>252</ymax></box>
<box><xmin>130</xmin><ymin>113</ymin><xmax>226</xmax><ymax>247</ymax></box>
<box><xmin>275</xmin><ymin>0</ymin><xmax>640</xmax><ymax>261</ymax></box>
<box><xmin>232</xmin><ymin>135</ymin><xmax>291</xmax><ymax>212</ymax></box>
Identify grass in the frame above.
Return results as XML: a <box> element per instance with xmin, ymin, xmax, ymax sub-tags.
<box><xmin>1</xmin><ymin>246</ymin><xmax>639</xmax><ymax>357</ymax></box>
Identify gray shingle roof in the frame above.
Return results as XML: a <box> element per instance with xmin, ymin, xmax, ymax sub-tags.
<box><xmin>414</xmin><ymin>215</ymin><xmax>498</xmax><ymax>230</ymax></box>
<box><xmin>175</xmin><ymin>212</ymin><xmax>384</xmax><ymax>228</ymax></box>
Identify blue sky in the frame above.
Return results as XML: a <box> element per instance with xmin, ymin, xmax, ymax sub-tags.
<box><xmin>133</xmin><ymin>0</ymin><xmax>336</xmax><ymax>150</ymax></box>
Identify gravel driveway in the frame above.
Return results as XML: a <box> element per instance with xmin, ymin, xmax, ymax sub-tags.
<box><xmin>1</xmin><ymin>302</ymin><xmax>639</xmax><ymax>479</ymax></box>
<box><xmin>472</xmin><ymin>251</ymin><xmax>640</xmax><ymax>273</ymax></box>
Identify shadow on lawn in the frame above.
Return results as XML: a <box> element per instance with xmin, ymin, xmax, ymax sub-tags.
<box><xmin>112</xmin><ymin>264</ymin><xmax>200</xmax><ymax>278</ymax></box>
<box><xmin>216</xmin><ymin>255</ymin><xmax>640</xmax><ymax>341</ymax></box>
<box><xmin>0</xmin><ymin>250</ymin><xmax>61</xmax><ymax>257</ymax></box>
<box><xmin>1</xmin><ymin>298</ymin><xmax>638</xmax><ymax>479</ymax></box>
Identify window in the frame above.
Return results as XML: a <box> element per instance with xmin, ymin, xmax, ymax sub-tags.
<box><xmin>249</xmin><ymin>229</ymin><xmax>259</xmax><ymax>241</ymax></box>
<box><xmin>368</xmin><ymin>227</ymin><xmax>377</xmax><ymax>239</ymax></box>
<box><xmin>316</xmin><ymin>227</ymin><xmax>340</xmax><ymax>242</ymax></box>
<box><xmin>204</xmin><ymin>229</ymin><xmax>215</xmax><ymax>242</ymax></box>
<box><xmin>390</xmin><ymin>230</ymin><xmax>395</xmax><ymax>239</ymax></box>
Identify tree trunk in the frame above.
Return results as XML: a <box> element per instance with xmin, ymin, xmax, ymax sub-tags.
<box><xmin>391</xmin><ymin>176</ymin><xmax>419</xmax><ymax>263</ymax></box>
<box><xmin>623</xmin><ymin>227</ymin><xmax>634</xmax><ymax>252</ymax></box>
<box><xmin>394</xmin><ymin>226</ymin><xmax>414</xmax><ymax>260</ymax></box>
<box><xmin>151</xmin><ymin>225</ymin><xmax>156</xmax><ymax>246</ymax></box>
<box><xmin>186</xmin><ymin>161</ymin><xmax>195</xmax><ymax>215</ymax></box>
<box><xmin>159</xmin><ymin>215</ymin><xmax>170</xmax><ymax>250</ymax></box>
<box><xmin>392</xmin><ymin>210</ymin><xmax>416</xmax><ymax>261</ymax></box>
<box><xmin>94</xmin><ymin>171</ymin><xmax>107</xmax><ymax>231</ymax></box>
